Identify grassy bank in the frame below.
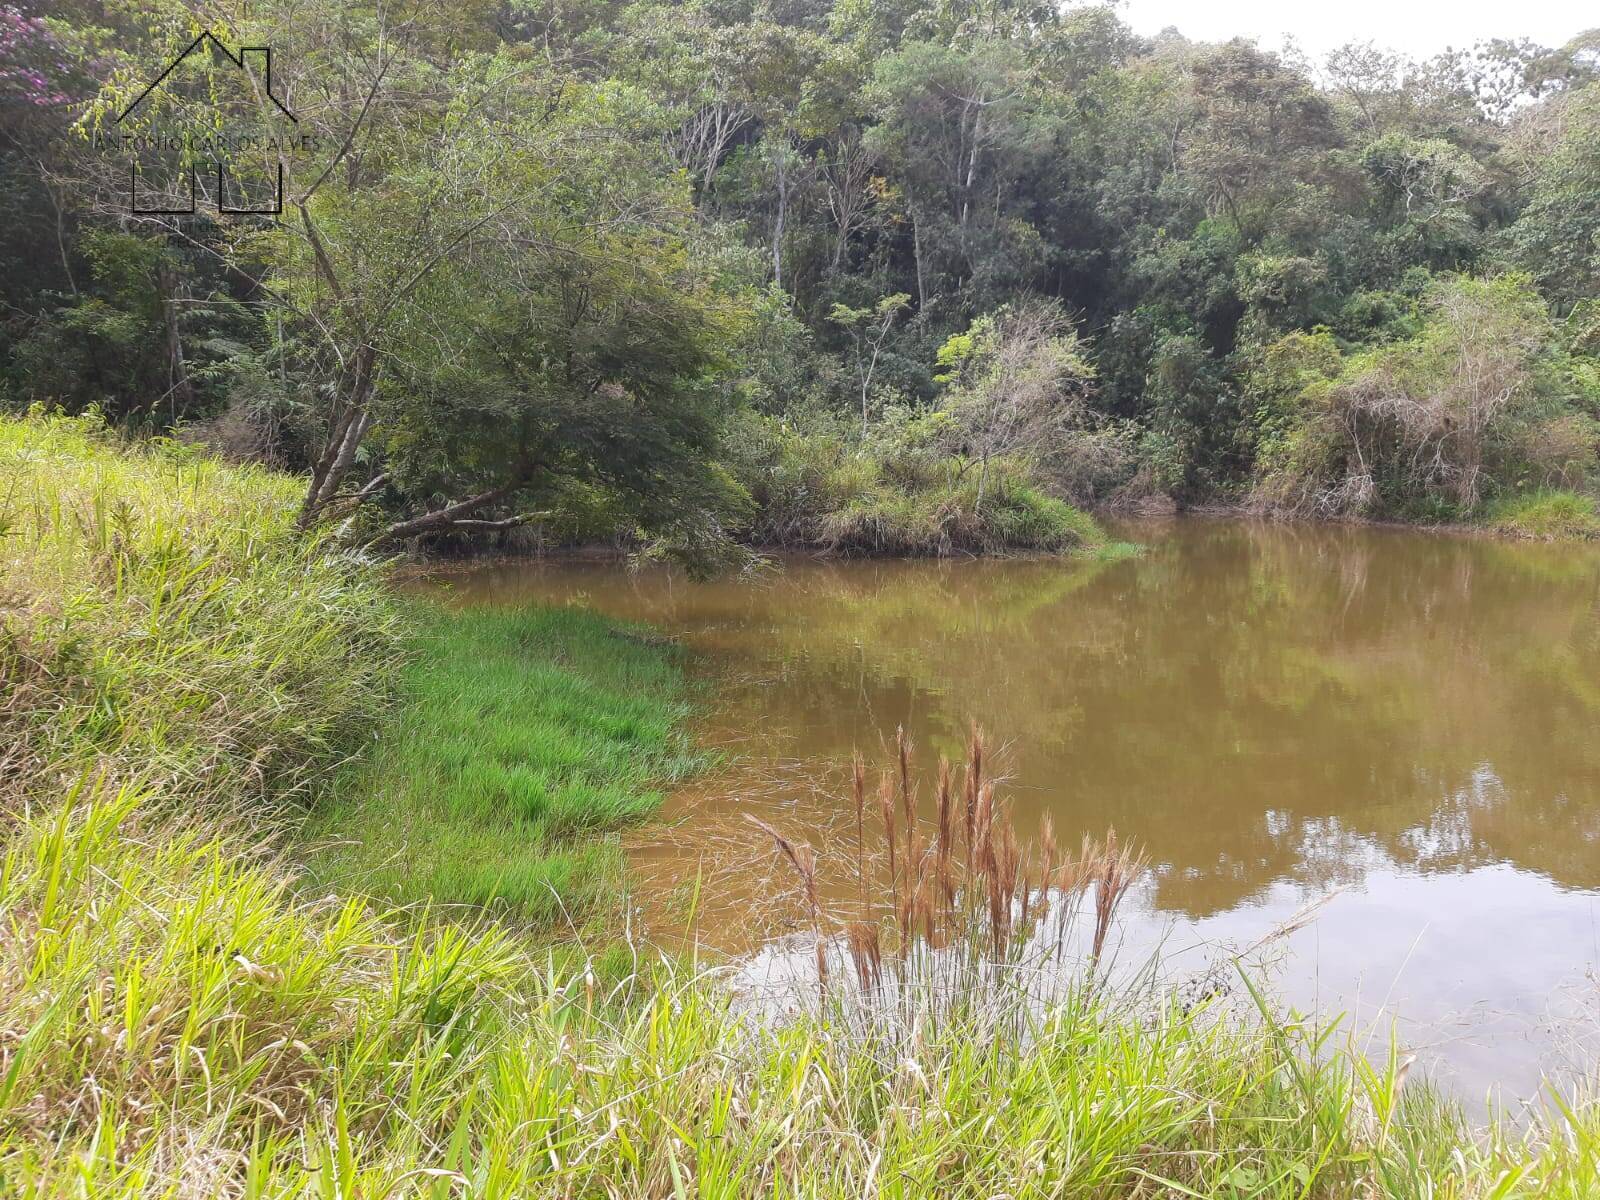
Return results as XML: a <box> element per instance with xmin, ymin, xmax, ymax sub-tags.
<box><xmin>304</xmin><ymin>603</ymin><xmax>701</xmax><ymax>925</ymax></box>
<box><xmin>734</xmin><ymin>413</ymin><xmax>1119</xmax><ymax>557</ymax></box>
<box><xmin>0</xmin><ymin>411</ymin><xmax>400</xmax><ymax>813</ymax></box>
<box><xmin>1484</xmin><ymin>489</ymin><xmax>1600</xmax><ymax>541</ymax></box>
<box><xmin>4</xmin><ymin>412</ymin><xmax>1600</xmax><ymax>1197</ymax></box>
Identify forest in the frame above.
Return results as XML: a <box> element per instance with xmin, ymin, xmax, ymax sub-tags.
<box><xmin>5</xmin><ymin>0</ymin><xmax>1599</xmax><ymax>564</ymax></box>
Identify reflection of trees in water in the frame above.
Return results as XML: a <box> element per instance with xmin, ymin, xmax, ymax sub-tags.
<box><xmin>1111</xmin><ymin>525</ymin><xmax>1599</xmax><ymax>911</ymax></box>
<box><xmin>719</xmin><ymin>525</ymin><xmax>1600</xmax><ymax>916</ymax></box>
<box><xmin>446</xmin><ymin>524</ymin><xmax>1600</xmax><ymax>919</ymax></box>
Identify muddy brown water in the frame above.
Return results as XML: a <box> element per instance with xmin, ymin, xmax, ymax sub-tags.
<box><xmin>433</xmin><ymin>517</ymin><xmax>1600</xmax><ymax>1100</ymax></box>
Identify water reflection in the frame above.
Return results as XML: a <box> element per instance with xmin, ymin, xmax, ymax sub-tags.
<box><xmin>434</xmin><ymin>517</ymin><xmax>1600</xmax><ymax>1096</ymax></box>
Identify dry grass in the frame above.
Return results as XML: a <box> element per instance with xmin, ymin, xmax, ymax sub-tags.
<box><xmin>756</xmin><ymin>724</ymin><xmax>1144</xmax><ymax>957</ymax></box>
<box><xmin>745</xmin><ymin>724</ymin><xmax>1157</xmax><ymax>1045</ymax></box>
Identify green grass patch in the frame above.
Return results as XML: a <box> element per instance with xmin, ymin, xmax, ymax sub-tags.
<box><xmin>303</xmin><ymin>603</ymin><xmax>702</xmax><ymax>925</ymax></box>
<box><xmin>1484</xmin><ymin>489</ymin><xmax>1600</xmax><ymax>540</ymax></box>
<box><xmin>1088</xmin><ymin>538</ymin><xmax>1145</xmax><ymax>561</ymax></box>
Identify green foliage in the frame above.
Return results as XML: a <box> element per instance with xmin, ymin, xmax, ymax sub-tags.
<box><xmin>1359</xmin><ymin>133</ymin><xmax>1490</xmax><ymax>270</ymax></box>
<box><xmin>304</xmin><ymin>603</ymin><xmax>702</xmax><ymax>924</ymax></box>
<box><xmin>1245</xmin><ymin>328</ymin><xmax>1346</xmax><ymax>461</ymax></box>
<box><xmin>1181</xmin><ymin>40</ymin><xmax>1342</xmax><ymax>241</ymax></box>
<box><xmin>864</xmin><ymin>37</ymin><xmax>1053</xmax><ymax>306</ymax></box>
<box><xmin>5</xmin><ymin>233</ymin><xmax>188</xmax><ymax>423</ymax></box>
<box><xmin>1144</xmin><ymin>331</ymin><xmax>1249</xmax><ymax>498</ymax></box>
<box><xmin>931</xmin><ymin>299</ymin><xmax>1112</xmax><ymax>508</ymax></box>
<box><xmin>1504</xmin><ymin>83</ymin><xmax>1600</xmax><ymax>307</ymax></box>
<box><xmin>9</xmin><ymin>0</ymin><xmax>1600</xmax><ymax>551</ymax></box>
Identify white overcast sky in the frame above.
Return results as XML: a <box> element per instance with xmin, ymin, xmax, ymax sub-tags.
<box><xmin>1114</xmin><ymin>0</ymin><xmax>1595</xmax><ymax>61</ymax></box>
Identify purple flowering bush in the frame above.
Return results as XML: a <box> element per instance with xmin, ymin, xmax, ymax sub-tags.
<box><xmin>0</xmin><ymin>7</ymin><xmax>79</xmax><ymax>107</ymax></box>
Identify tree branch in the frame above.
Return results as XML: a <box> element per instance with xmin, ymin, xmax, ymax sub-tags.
<box><xmin>367</xmin><ymin>474</ymin><xmax>538</xmax><ymax>546</ymax></box>
<box><xmin>435</xmin><ymin>513</ymin><xmax>552</xmax><ymax>532</ymax></box>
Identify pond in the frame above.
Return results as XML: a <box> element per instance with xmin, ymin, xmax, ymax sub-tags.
<box><xmin>438</xmin><ymin>517</ymin><xmax>1600</xmax><ymax>1100</ymax></box>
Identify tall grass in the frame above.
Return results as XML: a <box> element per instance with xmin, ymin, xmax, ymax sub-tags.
<box><xmin>303</xmin><ymin>603</ymin><xmax>703</xmax><ymax>925</ymax></box>
<box><xmin>752</xmin><ymin>732</ymin><xmax>1139</xmax><ymax>981</ymax></box>
<box><xmin>744</xmin><ymin>728</ymin><xmax>1151</xmax><ymax>1054</ymax></box>
<box><xmin>1485</xmin><ymin>489</ymin><xmax>1600</xmax><ymax>540</ymax></box>
<box><xmin>0</xmin><ymin>410</ymin><xmax>400</xmax><ymax>813</ymax></box>
<box><xmin>0</xmin><ymin>779</ymin><xmax>526</xmax><ymax>1191</ymax></box>
<box><xmin>9</xmin><ymin>777</ymin><xmax>1600</xmax><ymax>1197</ymax></box>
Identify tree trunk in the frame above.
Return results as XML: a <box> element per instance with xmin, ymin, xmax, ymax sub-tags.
<box><xmin>299</xmin><ymin>344</ymin><xmax>377</xmax><ymax>529</ymax></box>
<box><xmin>911</xmin><ymin>207</ymin><xmax>926</xmax><ymax>310</ymax></box>
<box><xmin>858</xmin><ymin>332</ymin><xmax>871</xmax><ymax>438</ymax></box>
<box><xmin>371</xmin><ymin>472</ymin><xmax>532</xmax><ymax>545</ymax></box>
<box><xmin>772</xmin><ymin>149</ymin><xmax>787</xmax><ymax>287</ymax></box>
<box><xmin>157</xmin><ymin>263</ymin><xmax>193</xmax><ymax>421</ymax></box>
<box><xmin>960</xmin><ymin>107</ymin><xmax>983</xmax><ymax>246</ymax></box>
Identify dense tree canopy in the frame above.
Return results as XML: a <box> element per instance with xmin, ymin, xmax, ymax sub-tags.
<box><xmin>3</xmin><ymin>0</ymin><xmax>1598</xmax><ymax>555</ymax></box>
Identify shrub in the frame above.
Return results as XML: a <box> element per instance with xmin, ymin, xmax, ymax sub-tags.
<box><xmin>728</xmin><ymin>410</ymin><xmax>1110</xmax><ymax>556</ymax></box>
<box><xmin>817</xmin><ymin>460</ymin><xmax>1105</xmax><ymax>556</ymax></box>
<box><xmin>1251</xmin><ymin>276</ymin><xmax>1599</xmax><ymax>520</ymax></box>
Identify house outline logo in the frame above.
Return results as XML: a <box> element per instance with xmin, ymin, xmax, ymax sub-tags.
<box><xmin>115</xmin><ymin>32</ymin><xmax>298</xmax><ymax>217</ymax></box>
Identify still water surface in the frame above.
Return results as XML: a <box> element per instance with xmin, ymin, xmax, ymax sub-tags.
<box><xmin>441</xmin><ymin>518</ymin><xmax>1600</xmax><ymax>1098</ymax></box>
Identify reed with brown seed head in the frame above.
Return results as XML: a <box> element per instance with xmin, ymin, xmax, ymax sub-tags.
<box><xmin>844</xmin><ymin>921</ymin><xmax>882</xmax><ymax>992</ymax></box>
<box><xmin>745</xmin><ymin>814</ymin><xmax>828</xmax><ymax>992</ymax></box>
<box><xmin>853</xmin><ymin>751</ymin><xmax>867</xmax><ymax>917</ymax></box>
<box><xmin>963</xmin><ymin>722</ymin><xmax>983</xmax><ymax>873</ymax></box>
<box><xmin>749</xmin><ymin>725</ymin><xmax>1146</xmax><ymax>1018</ymax></box>
<box><xmin>935</xmin><ymin>756</ymin><xmax>955</xmax><ymax>909</ymax></box>
<box><xmin>878</xmin><ymin>770</ymin><xmax>897</xmax><ymax>929</ymax></box>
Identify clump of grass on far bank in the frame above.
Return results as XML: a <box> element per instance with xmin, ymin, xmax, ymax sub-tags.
<box><xmin>0</xmin><ymin>410</ymin><xmax>400</xmax><ymax>812</ymax></box>
<box><xmin>736</xmin><ymin>413</ymin><xmax>1113</xmax><ymax>557</ymax></box>
<box><xmin>1484</xmin><ymin>489</ymin><xmax>1600</xmax><ymax>540</ymax></box>
<box><xmin>304</xmin><ymin>603</ymin><xmax>702</xmax><ymax>925</ymax></box>
<box><xmin>818</xmin><ymin>473</ymin><xmax>1107</xmax><ymax>557</ymax></box>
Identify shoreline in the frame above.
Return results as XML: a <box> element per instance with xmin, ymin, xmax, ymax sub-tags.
<box><xmin>392</xmin><ymin>502</ymin><xmax>1599</xmax><ymax>579</ymax></box>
